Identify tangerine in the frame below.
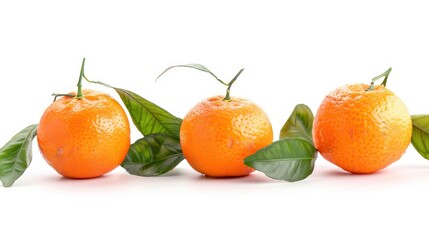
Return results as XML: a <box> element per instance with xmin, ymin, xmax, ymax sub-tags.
<box><xmin>180</xmin><ymin>95</ymin><xmax>273</xmax><ymax>177</ymax></box>
<box><xmin>37</xmin><ymin>89</ymin><xmax>130</xmax><ymax>179</ymax></box>
<box><xmin>313</xmin><ymin>75</ymin><xmax>412</xmax><ymax>174</ymax></box>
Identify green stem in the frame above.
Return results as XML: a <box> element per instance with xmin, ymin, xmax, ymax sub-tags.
<box><xmin>367</xmin><ymin>67</ymin><xmax>392</xmax><ymax>91</ymax></box>
<box><xmin>156</xmin><ymin>63</ymin><xmax>245</xmax><ymax>101</ymax></box>
<box><xmin>76</xmin><ymin>58</ymin><xmax>86</xmax><ymax>98</ymax></box>
<box><xmin>83</xmin><ymin>74</ymin><xmax>114</xmax><ymax>88</ymax></box>
<box><xmin>51</xmin><ymin>93</ymin><xmax>75</xmax><ymax>102</ymax></box>
<box><xmin>224</xmin><ymin>68</ymin><xmax>244</xmax><ymax>101</ymax></box>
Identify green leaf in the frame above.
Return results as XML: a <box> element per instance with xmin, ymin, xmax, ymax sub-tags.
<box><xmin>411</xmin><ymin>115</ymin><xmax>429</xmax><ymax>159</ymax></box>
<box><xmin>82</xmin><ymin>76</ymin><xmax>184</xmax><ymax>175</ymax></box>
<box><xmin>121</xmin><ymin>134</ymin><xmax>185</xmax><ymax>176</ymax></box>
<box><xmin>279</xmin><ymin>104</ymin><xmax>314</xmax><ymax>144</ymax></box>
<box><xmin>114</xmin><ymin>88</ymin><xmax>182</xmax><ymax>138</ymax></box>
<box><xmin>0</xmin><ymin>124</ymin><xmax>38</xmax><ymax>187</ymax></box>
<box><xmin>244</xmin><ymin>138</ymin><xmax>318</xmax><ymax>182</ymax></box>
<box><xmin>82</xmin><ymin>76</ymin><xmax>182</xmax><ymax>138</ymax></box>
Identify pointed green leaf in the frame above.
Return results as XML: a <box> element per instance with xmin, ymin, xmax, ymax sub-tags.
<box><xmin>114</xmin><ymin>88</ymin><xmax>182</xmax><ymax>138</ymax></box>
<box><xmin>245</xmin><ymin>138</ymin><xmax>317</xmax><ymax>182</ymax></box>
<box><xmin>280</xmin><ymin>104</ymin><xmax>314</xmax><ymax>144</ymax></box>
<box><xmin>0</xmin><ymin>124</ymin><xmax>38</xmax><ymax>187</ymax></box>
<box><xmin>121</xmin><ymin>134</ymin><xmax>185</xmax><ymax>176</ymax></box>
<box><xmin>411</xmin><ymin>115</ymin><xmax>429</xmax><ymax>159</ymax></box>
<box><xmin>83</xmin><ymin>77</ymin><xmax>182</xmax><ymax>138</ymax></box>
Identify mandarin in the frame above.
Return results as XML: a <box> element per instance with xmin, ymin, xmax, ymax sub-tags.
<box><xmin>313</xmin><ymin>83</ymin><xmax>412</xmax><ymax>174</ymax></box>
<box><xmin>37</xmin><ymin>89</ymin><xmax>130</xmax><ymax>178</ymax></box>
<box><xmin>180</xmin><ymin>95</ymin><xmax>273</xmax><ymax>177</ymax></box>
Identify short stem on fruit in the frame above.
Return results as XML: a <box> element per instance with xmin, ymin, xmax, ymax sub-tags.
<box><xmin>76</xmin><ymin>58</ymin><xmax>86</xmax><ymax>99</ymax></box>
<box><xmin>367</xmin><ymin>67</ymin><xmax>392</xmax><ymax>91</ymax></box>
<box><xmin>224</xmin><ymin>68</ymin><xmax>244</xmax><ymax>101</ymax></box>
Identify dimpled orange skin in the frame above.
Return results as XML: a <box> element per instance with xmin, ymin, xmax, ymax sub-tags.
<box><xmin>313</xmin><ymin>84</ymin><xmax>412</xmax><ymax>174</ymax></box>
<box><xmin>180</xmin><ymin>95</ymin><xmax>273</xmax><ymax>177</ymax></box>
<box><xmin>37</xmin><ymin>89</ymin><xmax>130</xmax><ymax>178</ymax></box>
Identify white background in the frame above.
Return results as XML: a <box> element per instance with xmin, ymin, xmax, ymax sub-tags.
<box><xmin>1</xmin><ymin>0</ymin><xmax>429</xmax><ymax>239</ymax></box>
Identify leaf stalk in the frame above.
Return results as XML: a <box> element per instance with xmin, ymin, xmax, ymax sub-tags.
<box><xmin>367</xmin><ymin>67</ymin><xmax>392</xmax><ymax>91</ymax></box>
<box><xmin>76</xmin><ymin>58</ymin><xmax>86</xmax><ymax>98</ymax></box>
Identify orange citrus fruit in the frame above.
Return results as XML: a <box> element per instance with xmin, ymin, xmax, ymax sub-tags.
<box><xmin>180</xmin><ymin>95</ymin><xmax>273</xmax><ymax>177</ymax></box>
<box><xmin>313</xmin><ymin>84</ymin><xmax>412</xmax><ymax>173</ymax></box>
<box><xmin>37</xmin><ymin>89</ymin><xmax>131</xmax><ymax>178</ymax></box>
